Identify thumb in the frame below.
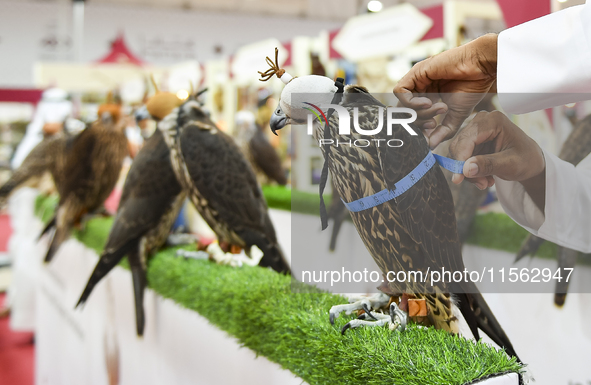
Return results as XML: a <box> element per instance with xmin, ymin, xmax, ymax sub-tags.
<box><xmin>463</xmin><ymin>152</ymin><xmax>511</xmax><ymax>179</ymax></box>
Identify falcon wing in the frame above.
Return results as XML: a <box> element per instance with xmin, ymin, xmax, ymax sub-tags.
<box><xmin>106</xmin><ymin>129</ymin><xmax>183</xmax><ymax>253</ymax></box>
<box><xmin>179</xmin><ymin>117</ymin><xmax>271</xmax><ymax>238</ymax></box>
<box><xmin>344</xmin><ymin>87</ymin><xmax>464</xmax><ymax>275</ymax></box>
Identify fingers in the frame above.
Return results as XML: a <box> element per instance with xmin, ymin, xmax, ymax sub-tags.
<box><xmin>414</xmin><ymin>102</ymin><xmax>447</xmax><ymax>121</ymax></box>
<box><xmin>463</xmin><ymin>152</ymin><xmax>514</xmax><ymax>181</ymax></box>
<box><xmin>448</xmin><ymin>112</ymin><xmax>498</xmax><ymax>163</ymax></box>
<box><xmin>395</xmin><ymin>90</ymin><xmax>433</xmax><ymax>109</ymax></box>
<box><xmin>451</xmin><ymin>173</ymin><xmax>494</xmax><ymax>190</ymax></box>
<box><xmin>426</xmin><ymin>124</ymin><xmax>455</xmax><ymax>150</ymax></box>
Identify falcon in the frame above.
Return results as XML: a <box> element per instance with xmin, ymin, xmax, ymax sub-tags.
<box><xmin>0</xmin><ymin>132</ymin><xmax>72</xmax><ymax>208</ymax></box>
<box><xmin>260</xmin><ymin>49</ymin><xmax>518</xmax><ymax>360</ymax></box>
<box><xmin>42</xmin><ymin>105</ymin><xmax>128</xmax><ymax>262</ymax></box>
<box><xmin>516</xmin><ymin>113</ymin><xmax>591</xmax><ymax>306</ymax></box>
<box><xmin>235</xmin><ymin>111</ymin><xmax>287</xmax><ymax>186</ymax></box>
<box><xmin>76</xmin><ymin>87</ymin><xmax>189</xmax><ymax>336</ymax></box>
<box><xmin>158</xmin><ymin>98</ymin><xmax>290</xmax><ymax>274</ymax></box>
<box><xmin>328</xmin><ymin>159</ymin><xmax>487</xmax><ymax>251</ymax></box>
<box><xmin>77</xmin><ymin>127</ymin><xmax>185</xmax><ymax>335</ymax></box>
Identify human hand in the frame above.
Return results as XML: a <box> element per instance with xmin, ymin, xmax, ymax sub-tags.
<box><xmin>394</xmin><ymin>34</ymin><xmax>498</xmax><ymax>149</ymax></box>
<box><xmin>448</xmin><ymin>111</ymin><xmax>546</xmax><ymax>210</ymax></box>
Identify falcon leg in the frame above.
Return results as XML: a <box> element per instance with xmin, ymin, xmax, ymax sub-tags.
<box><xmin>340</xmin><ymin>312</ymin><xmax>391</xmax><ymax>334</ymax></box>
<box><xmin>329</xmin><ymin>292</ymin><xmax>390</xmax><ymax>325</ymax></box>
<box><xmin>330</xmin><ymin>293</ymin><xmax>409</xmax><ymax>334</ymax></box>
<box><xmin>340</xmin><ymin>302</ymin><xmax>408</xmax><ymax>334</ymax></box>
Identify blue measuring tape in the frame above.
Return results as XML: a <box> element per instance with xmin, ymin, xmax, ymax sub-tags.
<box><xmin>342</xmin><ymin>152</ymin><xmax>465</xmax><ymax>213</ymax></box>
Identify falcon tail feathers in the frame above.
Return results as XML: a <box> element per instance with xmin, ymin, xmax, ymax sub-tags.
<box><xmin>38</xmin><ymin>216</ymin><xmax>56</xmax><ymax>241</ymax></box>
<box><xmin>237</xmin><ymin>215</ymin><xmax>290</xmax><ymax>274</ymax></box>
<box><xmin>554</xmin><ymin>246</ymin><xmax>578</xmax><ymax>307</ymax></box>
<box><xmin>515</xmin><ymin>234</ymin><xmax>545</xmax><ymax>263</ymax></box>
<box><xmin>76</xmin><ymin>240</ymin><xmax>137</xmax><ymax>308</ymax></box>
<box><xmin>257</xmin><ymin>243</ymin><xmax>290</xmax><ymax>274</ymax></box>
<box><xmin>127</xmin><ymin>247</ymin><xmax>147</xmax><ymax>336</ymax></box>
<box><xmin>44</xmin><ymin>223</ymin><xmax>69</xmax><ymax>263</ymax></box>
<box><xmin>460</xmin><ymin>288</ymin><xmax>520</xmax><ymax>362</ymax></box>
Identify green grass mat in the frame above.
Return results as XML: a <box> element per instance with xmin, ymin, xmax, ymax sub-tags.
<box><xmin>33</xmin><ymin>193</ymin><xmax>523</xmax><ymax>384</ymax></box>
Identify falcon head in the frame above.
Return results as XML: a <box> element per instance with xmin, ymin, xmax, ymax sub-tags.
<box><xmin>157</xmin><ymin>88</ymin><xmax>213</xmax><ymax>135</ymax></box>
<box><xmin>270</xmin><ymin>75</ymin><xmax>337</xmax><ymax>135</ymax></box>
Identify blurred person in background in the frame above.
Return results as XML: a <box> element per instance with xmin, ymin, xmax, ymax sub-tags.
<box><xmin>11</xmin><ymin>87</ymin><xmax>72</xmax><ymax>168</ymax></box>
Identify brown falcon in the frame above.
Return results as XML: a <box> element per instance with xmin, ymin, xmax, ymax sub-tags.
<box><xmin>76</xmin><ymin>127</ymin><xmax>185</xmax><ymax>335</ymax></box>
<box><xmin>42</xmin><ymin>106</ymin><xmax>128</xmax><ymax>262</ymax></box>
<box><xmin>327</xmin><ymin>155</ymin><xmax>487</xmax><ymax>251</ymax></box>
<box><xmin>235</xmin><ymin>111</ymin><xmax>287</xmax><ymax>186</ymax></box>
<box><xmin>261</xmin><ymin>51</ymin><xmax>518</xmax><ymax>360</ymax></box>
<box><xmin>0</xmin><ymin>132</ymin><xmax>72</xmax><ymax>208</ymax></box>
<box><xmin>325</xmin><ymin>97</ymin><xmax>495</xmax><ymax>251</ymax></box>
<box><xmin>516</xmin><ymin>113</ymin><xmax>591</xmax><ymax>306</ymax></box>
<box><xmin>157</xmin><ymin>98</ymin><xmax>290</xmax><ymax>274</ymax></box>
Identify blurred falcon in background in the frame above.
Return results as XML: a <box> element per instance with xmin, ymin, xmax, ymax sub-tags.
<box><xmin>261</xmin><ymin>49</ymin><xmax>519</xmax><ymax>361</ymax></box>
<box><xmin>77</xmin><ymin>127</ymin><xmax>185</xmax><ymax>336</ymax></box>
<box><xmin>0</xmin><ymin>132</ymin><xmax>72</xmax><ymax>208</ymax></box>
<box><xmin>42</xmin><ymin>102</ymin><xmax>129</xmax><ymax>262</ymax></box>
<box><xmin>516</xmin><ymin>113</ymin><xmax>591</xmax><ymax>307</ymax></box>
<box><xmin>235</xmin><ymin>110</ymin><xmax>287</xmax><ymax>186</ymax></box>
<box><xmin>158</xmin><ymin>98</ymin><xmax>290</xmax><ymax>274</ymax></box>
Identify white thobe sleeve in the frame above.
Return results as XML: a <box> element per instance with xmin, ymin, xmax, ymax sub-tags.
<box><xmin>495</xmin><ymin>149</ymin><xmax>591</xmax><ymax>253</ymax></box>
<box><xmin>497</xmin><ymin>2</ymin><xmax>591</xmax><ymax>114</ymax></box>
<box><xmin>492</xmin><ymin>2</ymin><xmax>591</xmax><ymax>251</ymax></box>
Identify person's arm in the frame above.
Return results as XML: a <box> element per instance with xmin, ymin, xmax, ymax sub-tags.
<box><xmin>394</xmin><ymin>34</ymin><xmax>497</xmax><ymax>149</ymax></box>
<box><xmin>495</xmin><ymin>150</ymin><xmax>591</xmax><ymax>253</ymax></box>
<box><xmin>449</xmin><ymin>111</ymin><xmax>591</xmax><ymax>253</ymax></box>
<box><xmin>395</xmin><ymin>2</ymin><xmax>591</xmax><ymax>147</ymax></box>
<box><xmin>498</xmin><ymin>3</ymin><xmax>591</xmax><ymax>114</ymax></box>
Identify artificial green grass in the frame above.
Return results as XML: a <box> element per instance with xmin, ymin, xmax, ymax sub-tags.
<box><xmin>33</xmin><ymin>193</ymin><xmax>523</xmax><ymax>384</ymax></box>
<box><xmin>150</xmin><ymin>248</ymin><xmax>521</xmax><ymax>385</ymax></box>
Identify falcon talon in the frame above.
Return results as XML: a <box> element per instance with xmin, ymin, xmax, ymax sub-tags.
<box><xmin>362</xmin><ymin>303</ymin><xmax>379</xmax><ymax>321</ymax></box>
<box><xmin>389</xmin><ymin>302</ymin><xmax>408</xmax><ymax>332</ymax></box>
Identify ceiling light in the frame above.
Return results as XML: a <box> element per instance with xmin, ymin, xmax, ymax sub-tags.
<box><xmin>367</xmin><ymin>0</ymin><xmax>383</xmax><ymax>12</ymax></box>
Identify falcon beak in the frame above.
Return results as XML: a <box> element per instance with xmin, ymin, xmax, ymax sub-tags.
<box><xmin>270</xmin><ymin>103</ymin><xmax>289</xmax><ymax>136</ymax></box>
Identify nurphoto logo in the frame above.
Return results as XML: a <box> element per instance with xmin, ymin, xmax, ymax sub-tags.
<box><xmin>305</xmin><ymin>103</ymin><xmax>419</xmax><ymax>148</ymax></box>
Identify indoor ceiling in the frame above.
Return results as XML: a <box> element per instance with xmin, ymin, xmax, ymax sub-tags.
<box><xmin>11</xmin><ymin>0</ymin><xmax>446</xmax><ymax>21</ymax></box>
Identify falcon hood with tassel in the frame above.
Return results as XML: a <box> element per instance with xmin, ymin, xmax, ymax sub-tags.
<box><xmin>261</xmin><ymin>48</ymin><xmax>519</xmax><ymax>361</ymax></box>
